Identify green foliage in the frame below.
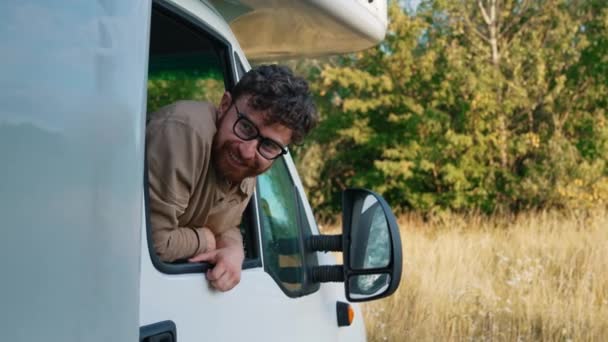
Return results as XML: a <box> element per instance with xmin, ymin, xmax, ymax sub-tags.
<box><xmin>296</xmin><ymin>0</ymin><xmax>608</xmax><ymax>218</ymax></box>
<box><xmin>147</xmin><ymin>70</ymin><xmax>224</xmax><ymax>113</ymax></box>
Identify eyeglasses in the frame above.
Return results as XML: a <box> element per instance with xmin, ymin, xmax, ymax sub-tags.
<box><xmin>232</xmin><ymin>103</ymin><xmax>288</xmax><ymax>160</ymax></box>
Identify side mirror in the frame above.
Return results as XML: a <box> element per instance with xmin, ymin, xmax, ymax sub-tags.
<box><xmin>342</xmin><ymin>188</ymin><xmax>402</xmax><ymax>302</ymax></box>
<box><xmin>307</xmin><ymin>188</ymin><xmax>402</xmax><ymax>302</ymax></box>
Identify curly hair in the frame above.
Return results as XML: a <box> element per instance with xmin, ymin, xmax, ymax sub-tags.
<box><xmin>230</xmin><ymin>64</ymin><xmax>318</xmax><ymax>144</ymax></box>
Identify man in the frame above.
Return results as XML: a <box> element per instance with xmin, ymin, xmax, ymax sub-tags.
<box><xmin>146</xmin><ymin>64</ymin><xmax>317</xmax><ymax>291</ymax></box>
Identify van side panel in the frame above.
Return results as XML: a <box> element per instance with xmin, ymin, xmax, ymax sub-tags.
<box><xmin>0</xmin><ymin>1</ymin><xmax>150</xmax><ymax>341</ymax></box>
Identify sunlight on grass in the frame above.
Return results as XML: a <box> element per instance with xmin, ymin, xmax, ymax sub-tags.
<box><xmin>356</xmin><ymin>209</ymin><xmax>608</xmax><ymax>341</ymax></box>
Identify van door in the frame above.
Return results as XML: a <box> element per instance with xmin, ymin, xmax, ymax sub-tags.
<box><xmin>139</xmin><ymin>1</ymin><xmax>365</xmax><ymax>341</ymax></box>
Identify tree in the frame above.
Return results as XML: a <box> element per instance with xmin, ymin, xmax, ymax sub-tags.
<box><xmin>297</xmin><ymin>0</ymin><xmax>608</xmax><ymax>217</ymax></box>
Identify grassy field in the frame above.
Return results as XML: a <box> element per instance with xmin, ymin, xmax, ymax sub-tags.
<box><xmin>357</xmin><ymin>209</ymin><xmax>608</xmax><ymax>341</ymax></box>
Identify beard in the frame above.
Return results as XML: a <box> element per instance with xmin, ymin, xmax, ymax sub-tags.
<box><xmin>211</xmin><ymin>139</ymin><xmax>271</xmax><ymax>184</ymax></box>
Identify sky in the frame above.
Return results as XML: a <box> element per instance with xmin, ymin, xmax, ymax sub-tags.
<box><xmin>401</xmin><ymin>0</ymin><xmax>423</xmax><ymax>12</ymax></box>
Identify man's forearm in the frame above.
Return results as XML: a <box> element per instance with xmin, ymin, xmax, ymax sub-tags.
<box><xmin>216</xmin><ymin>227</ymin><xmax>244</xmax><ymax>252</ymax></box>
<box><xmin>153</xmin><ymin>226</ymin><xmax>212</xmax><ymax>262</ymax></box>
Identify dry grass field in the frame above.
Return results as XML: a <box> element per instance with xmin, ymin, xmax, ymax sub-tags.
<box><xmin>358</xmin><ymin>209</ymin><xmax>608</xmax><ymax>341</ymax></box>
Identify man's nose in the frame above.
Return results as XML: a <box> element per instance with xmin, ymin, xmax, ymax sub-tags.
<box><xmin>239</xmin><ymin>139</ymin><xmax>257</xmax><ymax>160</ymax></box>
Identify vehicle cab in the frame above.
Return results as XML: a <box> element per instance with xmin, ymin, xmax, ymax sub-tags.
<box><xmin>0</xmin><ymin>1</ymin><xmax>400</xmax><ymax>341</ymax></box>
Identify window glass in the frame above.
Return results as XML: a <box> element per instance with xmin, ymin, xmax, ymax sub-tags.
<box><xmin>257</xmin><ymin>158</ymin><xmax>305</xmax><ymax>294</ymax></box>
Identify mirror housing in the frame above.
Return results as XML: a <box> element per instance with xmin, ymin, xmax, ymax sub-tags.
<box><xmin>307</xmin><ymin>188</ymin><xmax>402</xmax><ymax>302</ymax></box>
<box><xmin>342</xmin><ymin>188</ymin><xmax>402</xmax><ymax>302</ymax></box>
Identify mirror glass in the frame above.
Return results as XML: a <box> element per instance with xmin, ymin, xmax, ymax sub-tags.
<box><xmin>348</xmin><ymin>274</ymin><xmax>392</xmax><ymax>300</ymax></box>
<box><xmin>349</xmin><ymin>194</ymin><xmax>391</xmax><ymax>270</ymax></box>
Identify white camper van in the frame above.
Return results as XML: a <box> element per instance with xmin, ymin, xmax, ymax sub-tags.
<box><xmin>0</xmin><ymin>1</ymin><xmax>401</xmax><ymax>341</ymax></box>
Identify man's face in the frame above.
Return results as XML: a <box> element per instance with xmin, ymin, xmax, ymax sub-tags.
<box><xmin>212</xmin><ymin>92</ymin><xmax>293</xmax><ymax>184</ymax></box>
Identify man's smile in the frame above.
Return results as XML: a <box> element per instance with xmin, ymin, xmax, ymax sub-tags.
<box><xmin>227</xmin><ymin>149</ymin><xmax>246</xmax><ymax>168</ymax></box>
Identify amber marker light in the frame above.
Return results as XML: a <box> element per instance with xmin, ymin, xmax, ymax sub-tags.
<box><xmin>336</xmin><ymin>301</ymin><xmax>354</xmax><ymax>327</ymax></box>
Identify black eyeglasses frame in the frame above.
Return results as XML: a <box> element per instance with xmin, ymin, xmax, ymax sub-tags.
<box><xmin>232</xmin><ymin>103</ymin><xmax>288</xmax><ymax>160</ymax></box>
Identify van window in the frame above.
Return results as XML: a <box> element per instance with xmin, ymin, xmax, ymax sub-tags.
<box><xmin>257</xmin><ymin>157</ymin><xmax>319</xmax><ymax>296</ymax></box>
<box><xmin>145</xmin><ymin>2</ymin><xmax>260</xmax><ymax>273</ymax></box>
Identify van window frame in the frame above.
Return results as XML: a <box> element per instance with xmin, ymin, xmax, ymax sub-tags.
<box><xmin>234</xmin><ymin>51</ymin><xmax>247</xmax><ymax>79</ymax></box>
<box><xmin>144</xmin><ymin>0</ymin><xmax>261</xmax><ymax>275</ymax></box>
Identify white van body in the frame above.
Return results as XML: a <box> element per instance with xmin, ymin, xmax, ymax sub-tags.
<box><xmin>0</xmin><ymin>1</ymin><xmax>391</xmax><ymax>341</ymax></box>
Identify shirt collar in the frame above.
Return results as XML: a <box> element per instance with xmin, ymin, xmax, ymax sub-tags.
<box><xmin>217</xmin><ymin>174</ymin><xmax>253</xmax><ymax>199</ymax></box>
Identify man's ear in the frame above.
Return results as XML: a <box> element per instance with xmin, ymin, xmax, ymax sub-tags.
<box><xmin>218</xmin><ymin>91</ymin><xmax>232</xmax><ymax>118</ymax></box>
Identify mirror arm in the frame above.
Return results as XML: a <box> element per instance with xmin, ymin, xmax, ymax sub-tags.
<box><xmin>309</xmin><ymin>265</ymin><xmax>345</xmax><ymax>283</ymax></box>
<box><xmin>307</xmin><ymin>234</ymin><xmax>343</xmax><ymax>252</ymax></box>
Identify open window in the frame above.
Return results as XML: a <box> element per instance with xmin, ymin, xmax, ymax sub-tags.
<box><xmin>147</xmin><ymin>3</ymin><xmax>231</xmax><ymax>112</ymax></box>
<box><xmin>144</xmin><ymin>2</ymin><xmax>320</xmax><ymax>296</ymax></box>
<box><xmin>144</xmin><ymin>1</ymin><xmax>260</xmax><ymax>274</ymax></box>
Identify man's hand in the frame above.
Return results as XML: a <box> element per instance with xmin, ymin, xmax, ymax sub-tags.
<box><xmin>188</xmin><ymin>228</ymin><xmax>244</xmax><ymax>291</ymax></box>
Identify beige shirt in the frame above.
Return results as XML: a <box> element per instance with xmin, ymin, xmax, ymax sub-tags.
<box><xmin>146</xmin><ymin>100</ymin><xmax>255</xmax><ymax>262</ymax></box>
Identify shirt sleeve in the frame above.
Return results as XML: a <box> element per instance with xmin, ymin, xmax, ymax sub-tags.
<box><xmin>204</xmin><ymin>178</ymin><xmax>255</xmax><ymax>237</ymax></box>
<box><xmin>146</xmin><ymin>111</ymin><xmax>211</xmax><ymax>262</ymax></box>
